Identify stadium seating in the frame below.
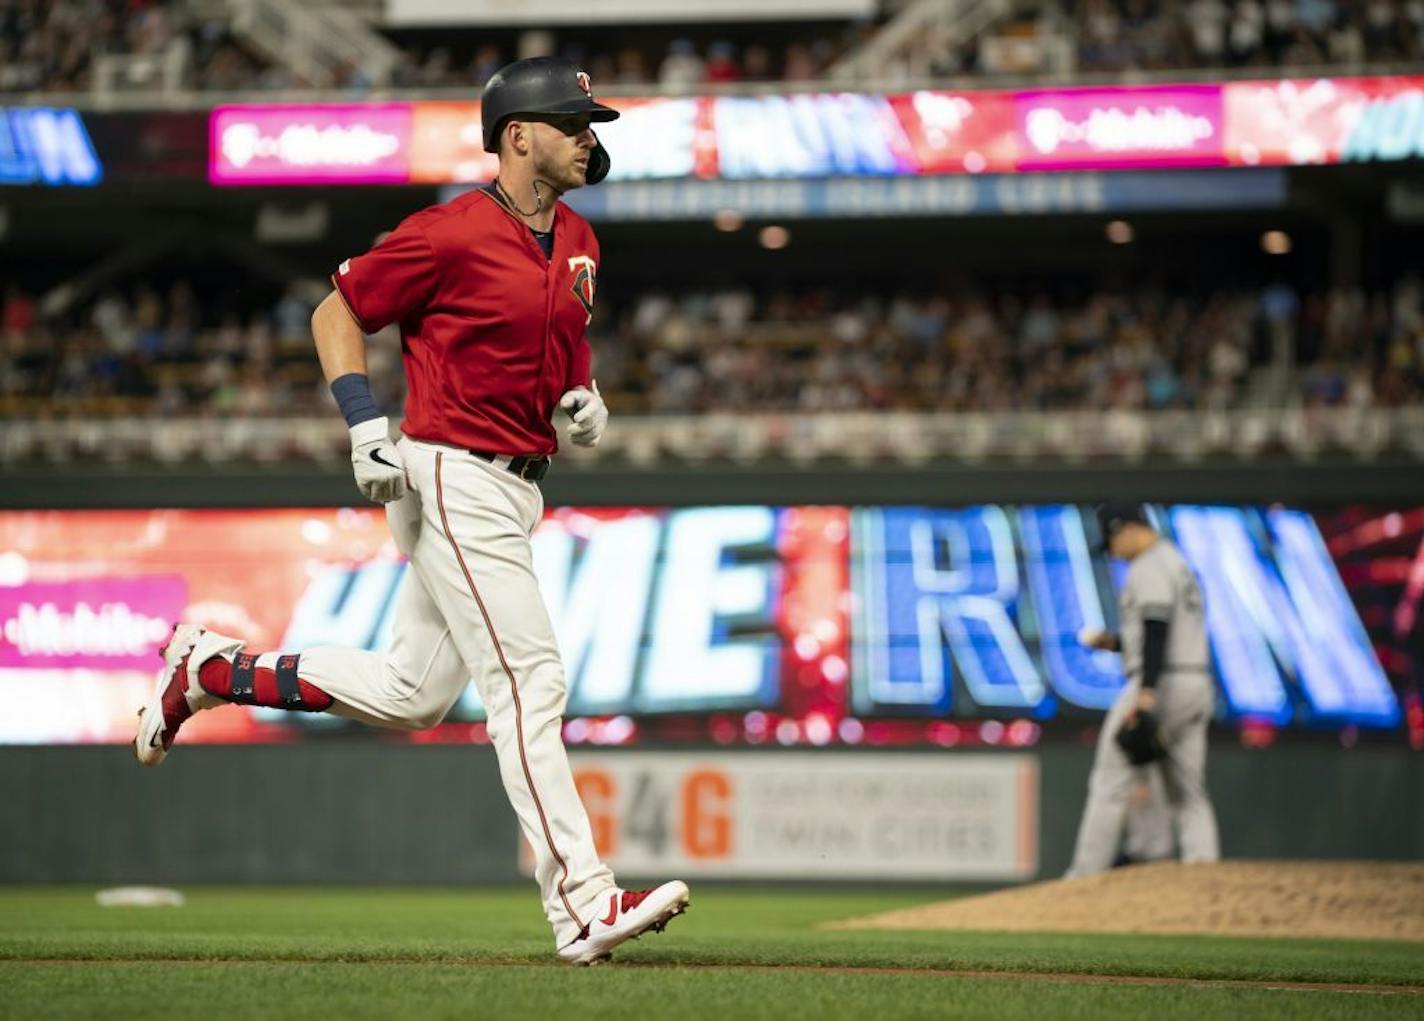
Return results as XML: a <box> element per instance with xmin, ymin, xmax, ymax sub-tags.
<box><xmin>5</xmin><ymin>0</ymin><xmax>1420</xmax><ymax>97</ymax></box>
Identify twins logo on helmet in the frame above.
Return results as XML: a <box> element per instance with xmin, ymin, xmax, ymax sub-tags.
<box><xmin>568</xmin><ymin>255</ymin><xmax>597</xmax><ymax>324</ymax></box>
<box><xmin>576</xmin><ymin>71</ymin><xmax>592</xmax><ymax>97</ymax></box>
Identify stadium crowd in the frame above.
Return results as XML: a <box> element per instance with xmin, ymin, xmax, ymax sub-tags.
<box><xmin>1062</xmin><ymin>0</ymin><xmax>1424</xmax><ymax>73</ymax></box>
<box><xmin>383</xmin><ymin>34</ymin><xmax>849</xmax><ymax>91</ymax></box>
<box><xmin>4</xmin><ymin>0</ymin><xmax>1420</xmax><ymax>94</ymax></box>
<box><xmin>3</xmin><ymin>278</ymin><xmax>1420</xmax><ymax>421</ymax></box>
<box><xmin>0</xmin><ymin>0</ymin><xmax>179</xmax><ymax>92</ymax></box>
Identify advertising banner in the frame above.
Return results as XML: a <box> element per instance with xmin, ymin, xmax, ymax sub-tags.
<box><xmin>206</xmin><ymin>75</ymin><xmax>1424</xmax><ymax>188</ymax></box>
<box><xmin>558</xmin><ymin>168</ymin><xmax>1286</xmax><ymax>220</ymax></box>
<box><xmin>408</xmin><ymin>102</ymin><xmax>498</xmax><ymax>183</ymax></box>
<box><xmin>1014</xmin><ymin>85</ymin><xmax>1225</xmax><ymax>171</ymax></box>
<box><xmin>0</xmin><ymin>504</ymin><xmax>1410</xmax><ymax>745</ymax></box>
<box><xmin>1223</xmin><ymin>76</ymin><xmax>1424</xmax><ymax>165</ymax></box>
<box><xmin>0</xmin><ymin>107</ymin><xmax>102</xmax><ymax>186</ymax></box>
<box><xmin>0</xmin><ymin>576</ymin><xmax>185</xmax><ymax>670</ymax></box>
<box><xmin>528</xmin><ymin>752</ymin><xmax>1039</xmax><ymax>880</ymax></box>
<box><xmin>209</xmin><ymin>104</ymin><xmax>412</xmax><ymax>185</ymax></box>
<box><xmin>885</xmin><ymin>89</ymin><xmax>1019</xmax><ymax>175</ymax></box>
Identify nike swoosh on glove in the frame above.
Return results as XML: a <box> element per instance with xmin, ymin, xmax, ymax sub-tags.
<box><xmin>560</xmin><ymin>381</ymin><xmax>609</xmax><ymax>448</ymax></box>
<box><xmin>349</xmin><ymin>416</ymin><xmax>408</xmax><ymax>503</ymax></box>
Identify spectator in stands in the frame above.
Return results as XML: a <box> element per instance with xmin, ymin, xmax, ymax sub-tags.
<box><xmin>781</xmin><ymin>42</ymin><xmax>820</xmax><ymax>81</ymax></box>
<box><xmin>743</xmin><ymin>44</ymin><xmax>773</xmax><ymax>80</ymax></box>
<box><xmin>614</xmin><ymin>47</ymin><xmax>651</xmax><ymax>84</ymax></box>
<box><xmin>273</xmin><ymin>284</ymin><xmax>315</xmax><ymax>352</ymax></box>
<box><xmin>659</xmin><ymin>38</ymin><xmax>704</xmax><ymax>88</ymax></box>
<box><xmin>470</xmin><ymin>43</ymin><xmax>503</xmax><ymax>86</ymax></box>
<box><xmin>1188</xmin><ymin>0</ymin><xmax>1231</xmax><ymax>64</ymax></box>
<box><xmin>704</xmin><ymin>41</ymin><xmax>742</xmax><ymax>82</ymax></box>
<box><xmin>3</xmin><ymin>285</ymin><xmax>35</xmax><ymax>340</ymax></box>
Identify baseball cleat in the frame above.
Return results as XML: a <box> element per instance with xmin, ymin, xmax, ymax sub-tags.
<box><xmin>556</xmin><ymin>880</ymin><xmax>690</xmax><ymax>966</ymax></box>
<box><xmin>133</xmin><ymin>624</ymin><xmax>230</xmax><ymax>766</ymax></box>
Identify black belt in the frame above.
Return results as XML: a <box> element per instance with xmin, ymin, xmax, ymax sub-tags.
<box><xmin>471</xmin><ymin>450</ymin><xmax>551</xmax><ymax>482</ymax></box>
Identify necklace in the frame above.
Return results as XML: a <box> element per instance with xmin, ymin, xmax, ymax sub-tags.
<box><xmin>494</xmin><ymin>177</ymin><xmax>543</xmax><ymax>218</ymax></box>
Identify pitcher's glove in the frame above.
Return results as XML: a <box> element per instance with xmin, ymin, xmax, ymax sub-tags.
<box><xmin>1115</xmin><ymin>710</ymin><xmax>1167</xmax><ymax>765</ymax></box>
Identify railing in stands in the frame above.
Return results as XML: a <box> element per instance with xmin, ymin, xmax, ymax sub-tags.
<box><xmin>3</xmin><ymin>408</ymin><xmax>1421</xmax><ymax>466</ymax></box>
<box><xmin>830</xmin><ymin>0</ymin><xmax>1020</xmax><ymax>82</ymax></box>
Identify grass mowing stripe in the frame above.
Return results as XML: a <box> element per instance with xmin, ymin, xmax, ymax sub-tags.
<box><xmin>15</xmin><ymin>933</ymin><xmax>1413</xmax><ymax>986</ymax></box>
<box><xmin>4</xmin><ymin>962</ymin><xmax>1423</xmax><ymax>1021</ymax></box>
<box><xmin>4</xmin><ymin>958</ymin><xmax>1422</xmax><ymax>996</ymax></box>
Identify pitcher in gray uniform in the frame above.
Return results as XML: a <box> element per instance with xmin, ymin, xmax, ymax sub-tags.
<box><xmin>1066</xmin><ymin>504</ymin><xmax>1221</xmax><ymax>877</ymax></box>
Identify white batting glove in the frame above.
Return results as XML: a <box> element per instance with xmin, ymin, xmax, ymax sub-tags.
<box><xmin>560</xmin><ymin>381</ymin><xmax>608</xmax><ymax>447</ymax></box>
<box><xmin>349</xmin><ymin>417</ymin><xmax>407</xmax><ymax>503</ymax></box>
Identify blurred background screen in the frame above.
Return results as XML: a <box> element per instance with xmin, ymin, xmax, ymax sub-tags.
<box><xmin>2</xmin><ymin>502</ymin><xmax>1415</xmax><ymax>745</ymax></box>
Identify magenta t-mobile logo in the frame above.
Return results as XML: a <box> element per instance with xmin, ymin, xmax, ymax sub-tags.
<box><xmin>0</xmin><ymin>576</ymin><xmax>188</xmax><ymax>669</ymax></box>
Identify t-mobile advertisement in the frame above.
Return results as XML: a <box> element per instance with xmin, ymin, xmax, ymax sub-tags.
<box><xmin>208</xmin><ymin>104</ymin><xmax>412</xmax><ymax>185</ymax></box>
<box><xmin>207</xmin><ymin>75</ymin><xmax>1424</xmax><ymax>185</ymax></box>
<box><xmin>0</xmin><ymin>505</ymin><xmax>1416</xmax><ymax>746</ymax></box>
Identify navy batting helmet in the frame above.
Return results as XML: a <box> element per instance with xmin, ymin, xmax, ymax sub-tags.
<box><xmin>480</xmin><ymin>57</ymin><xmax>619</xmax><ymax>184</ymax></box>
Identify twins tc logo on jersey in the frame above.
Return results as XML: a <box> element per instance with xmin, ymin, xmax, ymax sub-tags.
<box><xmin>568</xmin><ymin>255</ymin><xmax>597</xmax><ymax>324</ymax></box>
<box><xmin>576</xmin><ymin>71</ymin><xmax>592</xmax><ymax>97</ymax></box>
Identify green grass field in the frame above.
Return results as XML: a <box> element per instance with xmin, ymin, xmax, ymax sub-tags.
<box><xmin>3</xmin><ymin>886</ymin><xmax>1421</xmax><ymax>1019</ymax></box>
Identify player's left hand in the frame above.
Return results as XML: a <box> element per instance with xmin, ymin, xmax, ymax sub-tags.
<box><xmin>560</xmin><ymin>381</ymin><xmax>608</xmax><ymax>447</ymax></box>
<box><xmin>1115</xmin><ymin>708</ymin><xmax>1166</xmax><ymax>765</ymax></box>
<box><xmin>1125</xmin><ymin>687</ymin><xmax>1157</xmax><ymax>724</ymax></box>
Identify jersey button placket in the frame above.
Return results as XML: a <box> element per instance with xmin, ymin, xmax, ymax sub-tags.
<box><xmin>537</xmin><ymin>223</ymin><xmax>558</xmax><ymax>436</ymax></box>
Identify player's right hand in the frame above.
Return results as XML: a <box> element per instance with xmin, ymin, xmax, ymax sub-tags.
<box><xmin>349</xmin><ymin>417</ymin><xmax>408</xmax><ymax>503</ymax></box>
<box><xmin>1077</xmin><ymin>627</ymin><xmax>1117</xmax><ymax>651</ymax></box>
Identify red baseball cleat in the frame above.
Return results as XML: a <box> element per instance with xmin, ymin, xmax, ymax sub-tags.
<box><xmin>556</xmin><ymin>881</ymin><xmax>690</xmax><ymax>965</ymax></box>
<box><xmin>134</xmin><ymin>624</ymin><xmax>218</xmax><ymax>766</ymax></box>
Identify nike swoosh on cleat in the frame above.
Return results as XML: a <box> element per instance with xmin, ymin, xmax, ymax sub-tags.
<box><xmin>370</xmin><ymin>449</ymin><xmax>399</xmax><ymax>469</ymax></box>
<box><xmin>149</xmin><ymin>725</ymin><xmax>164</xmax><ymax>749</ymax></box>
<box><xmin>599</xmin><ymin>894</ymin><xmax>618</xmax><ymax>927</ymax></box>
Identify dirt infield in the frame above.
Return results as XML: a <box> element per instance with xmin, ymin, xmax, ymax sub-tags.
<box><xmin>831</xmin><ymin>861</ymin><xmax>1424</xmax><ymax>941</ymax></box>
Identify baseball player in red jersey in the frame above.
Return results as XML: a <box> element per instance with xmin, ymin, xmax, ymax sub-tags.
<box><xmin>133</xmin><ymin>58</ymin><xmax>690</xmax><ymax>965</ymax></box>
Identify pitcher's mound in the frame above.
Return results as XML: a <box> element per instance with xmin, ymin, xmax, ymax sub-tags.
<box><xmin>831</xmin><ymin>861</ymin><xmax>1424</xmax><ymax>941</ymax></box>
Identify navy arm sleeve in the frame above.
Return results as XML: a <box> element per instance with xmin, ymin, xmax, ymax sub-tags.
<box><xmin>1141</xmin><ymin>618</ymin><xmax>1169</xmax><ymax>690</ymax></box>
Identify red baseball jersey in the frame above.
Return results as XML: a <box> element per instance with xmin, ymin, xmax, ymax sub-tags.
<box><xmin>332</xmin><ymin>189</ymin><xmax>598</xmax><ymax>456</ymax></box>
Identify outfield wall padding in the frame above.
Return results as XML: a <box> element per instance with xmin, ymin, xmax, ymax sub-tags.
<box><xmin>0</xmin><ymin>744</ymin><xmax>1418</xmax><ymax>884</ymax></box>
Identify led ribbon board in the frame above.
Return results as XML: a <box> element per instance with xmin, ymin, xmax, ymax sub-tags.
<box><xmin>209</xmin><ymin>76</ymin><xmax>1424</xmax><ymax>185</ymax></box>
<box><xmin>0</xmin><ymin>108</ymin><xmax>102</xmax><ymax>186</ymax></box>
<box><xmin>851</xmin><ymin>505</ymin><xmax>1399</xmax><ymax>727</ymax></box>
<box><xmin>0</xmin><ymin>504</ymin><xmax>1404</xmax><ymax>744</ymax></box>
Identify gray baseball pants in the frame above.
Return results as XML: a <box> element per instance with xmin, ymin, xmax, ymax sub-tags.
<box><xmin>1066</xmin><ymin>673</ymin><xmax>1220</xmax><ymax>877</ymax></box>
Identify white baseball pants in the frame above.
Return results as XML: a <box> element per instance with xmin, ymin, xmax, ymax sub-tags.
<box><xmin>291</xmin><ymin>437</ymin><xmax>614</xmax><ymax>945</ymax></box>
